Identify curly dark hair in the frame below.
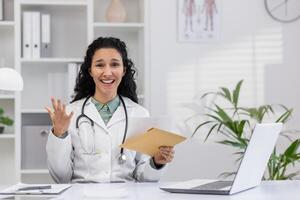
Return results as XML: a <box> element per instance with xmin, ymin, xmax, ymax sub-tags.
<box><xmin>71</xmin><ymin>37</ymin><xmax>138</xmax><ymax>103</ymax></box>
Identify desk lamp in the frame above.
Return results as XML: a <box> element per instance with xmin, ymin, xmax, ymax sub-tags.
<box><xmin>0</xmin><ymin>68</ymin><xmax>23</xmax><ymax>91</ymax></box>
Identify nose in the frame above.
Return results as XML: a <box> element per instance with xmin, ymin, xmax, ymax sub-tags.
<box><xmin>102</xmin><ymin>65</ymin><xmax>112</xmax><ymax>76</ymax></box>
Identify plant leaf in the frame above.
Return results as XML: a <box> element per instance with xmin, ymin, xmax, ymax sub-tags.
<box><xmin>283</xmin><ymin>139</ymin><xmax>300</xmax><ymax>159</ymax></box>
<box><xmin>214</xmin><ymin>105</ymin><xmax>233</xmax><ymax>126</ymax></box>
<box><xmin>192</xmin><ymin>121</ymin><xmax>214</xmax><ymax>137</ymax></box>
<box><xmin>276</xmin><ymin>109</ymin><xmax>293</xmax><ymax>123</ymax></box>
<box><xmin>232</xmin><ymin>80</ymin><xmax>243</xmax><ymax>108</ymax></box>
<box><xmin>220</xmin><ymin>87</ymin><xmax>232</xmax><ymax>102</ymax></box>
<box><xmin>204</xmin><ymin>123</ymin><xmax>219</xmax><ymax>141</ymax></box>
<box><xmin>204</xmin><ymin>115</ymin><xmax>222</xmax><ymax>125</ymax></box>
<box><xmin>217</xmin><ymin>140</ymin><xmax>245</xmax><ymax>149</ymax></box>
<box><xmin>0</xmin><ymin>116</ymin><xmax>14</xmax><ymax>126</ymax></box>
<box><xmin>237</xmin><ymin>120</ymin><xmax>247</xmax><ymax>137</ymax></box>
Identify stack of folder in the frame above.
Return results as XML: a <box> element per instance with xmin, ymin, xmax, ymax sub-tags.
<box><xmin>22</xmin><ymin>11</ymin><xmax>51</xmax><ymax>58</ymax></box>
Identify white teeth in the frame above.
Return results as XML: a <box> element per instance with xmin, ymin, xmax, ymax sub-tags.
<box><xmin>101</xmin><ymin>80</ymin><xmax>114</xmax><ymax>84</ymax></box>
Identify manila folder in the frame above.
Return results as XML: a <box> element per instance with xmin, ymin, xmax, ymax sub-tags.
<box><xmin>120</xmin><ymin>128</ymin><xmax>186</xmax><ymax>156</ymax></box>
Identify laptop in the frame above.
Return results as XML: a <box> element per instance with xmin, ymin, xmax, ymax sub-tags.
<box><xmin>160</xmin><ymin>123</ymin><xmax>283</xmax><ymax>195</ymax></box>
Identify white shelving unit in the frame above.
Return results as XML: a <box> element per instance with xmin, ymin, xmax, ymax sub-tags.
<box><xmin>20</xmin><ymin>169</ymin><xmax>49</xmax><ymax>174</ymax></box>
<box><xmin>0</xmin><ymin>21</ymin><xmax>15</xmax><ymax>26</ymax></box>
<box><xmin>0</xmin><ymin>134</ymin><xmax>15</xmax><ymax>139</ymax></box>
<box><xmin>20</xmin><ymin>0</ymin><xmax>87</xmax><ymax>6</ymax></box>
<box><xmin>0</xmin><ymin>94</ymin><xmax>15</xmax><ymax>99</ymax></box>
<box><xmin>0</xmin><ymin>0</ymin><xmax>17</xmax><ymax>185</ymax></box>
<box><xmin>20</xmin><ymin>58</ymin><xmax>84</xmax><ymax>63</ymax></box>
<box><xmin>21</xmin><ymin>109</ymin><xmax>47</xmax><ymax>113</ymax></box>
<box><xmin>94</xmin><ymin>22</ymin><xmax>144</xmax><ymax>28</ymax></box>
<box><xmin>0</xmin><ymin>0</ymin><xmax>149</xmax><ymax>184</ymax></box>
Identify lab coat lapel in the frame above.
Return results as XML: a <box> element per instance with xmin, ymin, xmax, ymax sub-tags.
<box><xmin>84</xmin><ymin>98</ymin><xmax>107</xmax><ymax>130</ymax></box>
<box><xmin>107</xmin><ymin>98</ymin><xmax>134</xmax><ymax>128</ymax></box>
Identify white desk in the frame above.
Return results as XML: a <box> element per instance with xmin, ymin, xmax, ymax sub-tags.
<box><xmin>2</xmin><ymin>180</ymin><xmax>300</xmax><ymax>200</ymax></box>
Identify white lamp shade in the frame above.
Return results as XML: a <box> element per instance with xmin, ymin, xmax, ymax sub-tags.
<box><xmin>0</xmin><ymin>68</ymin><xmax>24</xmax><ymax>91</ymax></box>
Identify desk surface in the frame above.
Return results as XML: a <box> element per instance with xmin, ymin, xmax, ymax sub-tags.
<box><xmin>2</xmin><ymin>180</ymin><xmax>300</xmax><ymax>200</ymax></box>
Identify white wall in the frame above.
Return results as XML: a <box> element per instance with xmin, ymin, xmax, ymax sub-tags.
<box><xmin>148</xmin><ymin>0</ymin><xmax>300</xmax><ymax>181</ymax></box>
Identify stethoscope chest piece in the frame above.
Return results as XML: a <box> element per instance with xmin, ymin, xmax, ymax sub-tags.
<box><xmin>118</xmin><ymin>153</ymin><xmax>127</xmax><ymax>165</ymax></box>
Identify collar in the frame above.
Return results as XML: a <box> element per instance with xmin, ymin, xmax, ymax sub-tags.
<box><xmin>78</xmin><ymin>95</ymin><xmax>136</xmax><ymax>130</ymax></box>
<box><xmin>91</xmin><ymin>96</ymin><xmax>120</xmax><ymax>114</ymax></box>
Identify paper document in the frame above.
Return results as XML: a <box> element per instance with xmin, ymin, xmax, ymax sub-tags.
<box><xmin>0</xmin><ymin>183</ymin><xmax>71</xmax><ymax>195</ymax></box>
<box><xmin>120</xmin><ymin>128</ymin><xmax>186</xmax><ymax>156</ymax></box>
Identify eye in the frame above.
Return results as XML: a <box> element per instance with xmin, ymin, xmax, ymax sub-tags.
<box><xmin>95</xmin><ymin>63</ymin><xmax>104</xmax><ymax>67</ymax></box>
<box><xmin>111</xmin><ymin>62</ymin><xmax>120</xmax><ymax>67</ymax></box>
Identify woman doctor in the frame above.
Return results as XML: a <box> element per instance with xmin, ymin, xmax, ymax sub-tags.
<box><xmin>45</xmin><ymin>37</ymin><xmax>175</xmax><ymax>183</ymax></box>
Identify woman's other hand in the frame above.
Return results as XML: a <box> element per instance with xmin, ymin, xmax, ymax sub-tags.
<box><xmin>45</xmin><ymin>97</ymin><xmax>74</xmax><ymax>137</ymax></box>
<box><xmin>153</xmin><ymin>146</ymin><xmax>175</xmax><ymax>165</ymax></box>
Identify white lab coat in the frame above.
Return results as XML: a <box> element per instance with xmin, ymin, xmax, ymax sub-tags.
<box><xmin>46</xmin><ymin>96</ymin><xmax>166</xmax><ymax>183</ymax></box>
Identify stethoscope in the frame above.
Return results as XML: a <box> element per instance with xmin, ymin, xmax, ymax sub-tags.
<box><xmin>75</xmin><ymin>95</ymin><xmax>128</xmax><ymax>165</ymax></box>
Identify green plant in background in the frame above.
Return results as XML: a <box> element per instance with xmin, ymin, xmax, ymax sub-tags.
<box><xmin>192</xmin><ymin>80</ymin><xmax>300</xmax><ymax>180</ymax></box>
<box><xmin>0</xmin><ymin>107</ymin><xmax>13</xmax><ymax>129</ymax></box>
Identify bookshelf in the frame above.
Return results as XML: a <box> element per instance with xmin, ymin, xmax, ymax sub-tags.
<box><xmin>0</xmin><ymin>0</ymin><xmax>149</xmax><ymax>184</ymax></box>
<box><xmin>0</xmin><ymin>20</ymin><xmax>14</xmax><ymax>26</ymax></box>
<box><xmin>0</xmin><ymin>0</ymin><xmax>16</xmax><ymax>185</ymax></box>
<box><xmin>0</xmin><ymin>134</ymin><xmax>15</xmax><ymax>139</ymax></box>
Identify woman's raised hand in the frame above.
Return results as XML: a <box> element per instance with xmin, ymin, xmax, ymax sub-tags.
<box><xmin>45</xmin><ymin>97</ymin><xmax>74</xmax><ymax>137</ymax></box>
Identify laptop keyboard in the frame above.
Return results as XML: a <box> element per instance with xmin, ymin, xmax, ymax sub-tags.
<box><xmin>192</xmin><ymin>181</ymin><xmax>233</xmax><ymax>190</ymax></box>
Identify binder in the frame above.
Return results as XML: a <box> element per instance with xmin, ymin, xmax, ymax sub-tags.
<box><xmin>41</xmin><ymin>14</ymin><xmax>51</xmax><ymax>57</ymax></box>
<box><xmin>22</xmin><ymin>12</ymin><xmax>32</xmax><ymax>58</ymax></box>
<box><xmin>0</xmin><ymin>0</ymin><xmax>3</xmax><ymax>21</ymax></box>
<box><xmin>31</xmin><ymin>12</ymin><xmax>41</xmax><ymax>59</ymax></box>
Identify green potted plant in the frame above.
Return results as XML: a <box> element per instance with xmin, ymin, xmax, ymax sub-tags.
<box><xmin>0</xmin><ymin>107</ymin><xmax>14</xmax><ymax>134</ymax></box>
<box><xmin>192</xmin><ymin>80</ymin><xmax>300</xmax><ymax>180</ymax></box>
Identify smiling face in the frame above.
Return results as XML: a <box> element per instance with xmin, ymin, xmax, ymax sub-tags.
<box><xmin>89</xmin><ymin>48</ymin><xmax>125</xmax><ymax>103</ymax></box>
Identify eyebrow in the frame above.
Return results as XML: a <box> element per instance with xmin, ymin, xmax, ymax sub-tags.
<box><xmin>94</xmin><ymin>58</ymin><xmax>121</xmax><ymax>63</ymax></box>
